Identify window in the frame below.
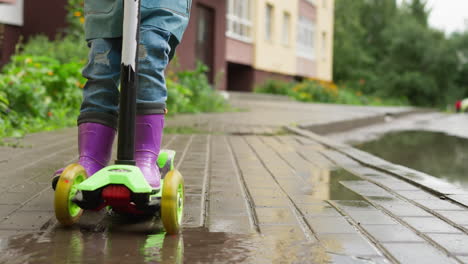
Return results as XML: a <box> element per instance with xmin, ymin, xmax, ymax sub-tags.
<box><xmin>322</xmin><ymin>32</ymin><xmax>327</xmax><ymax>60</ymax></box>
<box><xmin>282</xmin><ymin>12</ymin><xmax>291</xmax><ymax>46</ymax></box>
<box><xmin>226</xmin><ymin>0</ymin><xmax>252</xmax><ymax>42</ymax></box>
<box><xmin>297</xmin><ymin>16</ymin><xmax>315</xmax><ymax>60</ymax></box>
<box><xmin>265</xmin><ymin>4</ymin><xmax>274</xmax><ymax>42</ymax></box>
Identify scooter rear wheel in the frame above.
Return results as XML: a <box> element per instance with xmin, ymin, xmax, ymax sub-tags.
<box><xmin>54</xmin><ymin>164</ymin><xmax>87</xmax><ymax>226</ymax></box>
<box><xmin>161</xmin><ymin>170</ymin><xmax>184</xmax><ymax>235</ymax></box>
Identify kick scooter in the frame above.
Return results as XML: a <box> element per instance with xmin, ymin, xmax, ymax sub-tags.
<box><xmin>53</xmin><ymin>0</ymin><xmax>184</xmax><ymax>235</ymax></box>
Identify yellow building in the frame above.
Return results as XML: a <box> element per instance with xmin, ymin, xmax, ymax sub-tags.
<box><xmin>224</xmin><ymin>0</ymin><xmax>335</xmax><ymax>91</ymax></box>
<box><xmin>295</xmin><ymin>0</ymin><xmax>334</xmax><ymax>81</ymax></box>
<box><xmin>253</xmin><ymin>0</ymin><xmax>298</xmax><ymax>76</ymax></box>
<box><xmin>314</xmin><ymin>0</ymin><xmax>334</xmax><ymax>81</ymax></box>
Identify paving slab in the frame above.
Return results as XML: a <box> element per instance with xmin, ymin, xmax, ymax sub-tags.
<box><xmin>395</xmin><ymin>190</ymin><xmax>444</xmax><ymax>200</ymax></box>
<box><xmin>0</xmin><ymin>94</ymin><xmax>465</xmax><ymax>263</ymax></box>
<box><xmin>318</xmin><ymin>233</ymin><xmax>383</xmax><ymax>257</ymax></box>
<box><xmin>21</xmin><ymin>189</ymin><xmax>53</xmax><ymax>211</ymax></box>
<box><xmin>297</xmin><ymin>203</ymin><xmax>342</xmax><ymax>217</ymax></box>
<box><xmin>402</xmin><ymin>217</ymin><xmax>463</xmax><ymax>234</ymax></box>
<box><xmin>0</xmin><ymin>205</ymin><xmax>16</xmax><ymax>220</ymax></box>
<box><xmin>382</xmin><ymin>243</ymin><xmax>458</xmax><ymax>264</ymax></box>
<box><xmin>305</xmin><ymin>217</ymin><xmax>358</xmax><ymax>234</ymax></box>
<box><xmin>413</xmin><ymin>199</ymin><xmax>464</xmax><ymax>211</ymax></box>
<box><xmin>436</xmin><ymin>210</ymin><xmax>468</xmax><ymax>226</ymax></box>
<box><xmin>345</xmin><ymin>210</ymin><xmax>398</xmax><ymax>225</ymax></box>
<box><xmin>376</xmin><ymin>201</ymin><xmax>433</xmax><ymax>217</ymax></box>
<box><xmin>258</xmin><ymin>224</ymin><xmax>307</xmax><ymax>241</ymax></box>
<box><xmin>361</xmin><ymin>224</ymin><xmax>424</xmax><ymax>243</ymax></box>
<box><xmin>334</xmin><ymin>200</ymin><xmax>378</xmax><ymax>211</ymax></box>
<box><xmin>0</xmin><ymin>210</ymin><xmax>52</xmax><ymax>230</ymax></box>
<box><xmin>340</xmin><ymin>181</ymin><xmax>395</xmax><ymax>198</ymax></box>
<box><xmin>255</xmin><ymin>207</ymin><xmax>298</xmax><ymax>225</ymax></box>
<box><xmin>427</xmin><ymin>233</ymin><xmax>468</xmax><ymax>255</ymax></box>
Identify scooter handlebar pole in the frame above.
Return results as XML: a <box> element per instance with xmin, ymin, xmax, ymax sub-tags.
<box><xmin>116</xmin><ymin>0</ymin><xmax>141</xmax><ymax>165</ymax></box>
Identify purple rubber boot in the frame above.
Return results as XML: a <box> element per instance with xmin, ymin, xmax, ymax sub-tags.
<box><xmin>53</xmin><ymin>123</ymin><xmax>116</xmax><ymax>178</ymax></box>
<box><xmin>78</xmin><ymin>123</ymin><xmax>116</xmax><ymax>176</ymax></box>
<box><xmin>135</xmin><ymin>114</ymin><xmax>164</xmax><ymax>189</ymax></box>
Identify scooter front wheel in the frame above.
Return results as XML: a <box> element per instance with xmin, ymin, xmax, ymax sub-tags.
<box><xmin>161</xmin><ymin>170</ymin><xmax>184</xmax><ymax>235</ymax></box>
<box><xmin>54</xmin><ymin>164</ymin><xmax>87</xmax><ymax>226</ymax></box>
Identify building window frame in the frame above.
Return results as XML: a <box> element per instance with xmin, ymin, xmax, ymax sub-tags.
<box><xmin>282</xmin><ymin>12</ymin><xmax>291</xmax><ymax>46</ymax></box>
<box><xmin>297</xmin><ymin>16</ymin><xmax>315</xmax><ymax>60</ymax></box>
<box><xmin>322</xmin><ymin>31</ymin><xmax>327</xmax><ymax>60</ymax></box>
<box><xmin>265</xmin><ymin>3</ymin><xmax>274</xmax><ymax>42</ymax></box>
<box><xmin>226</xmin><ymin>0</ymin><xmax>253</xmax><ymax>43</ymax></box>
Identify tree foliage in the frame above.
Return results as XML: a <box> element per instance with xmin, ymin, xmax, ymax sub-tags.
<box><xmin>334</xmin><ymin>0</ymin><xmax>468</xmax><ymax>107</ymax></box>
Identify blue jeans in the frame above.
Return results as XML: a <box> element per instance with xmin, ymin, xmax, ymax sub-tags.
<box><xmin>78</xmin><ymin>26</ymin><xmax>172</xmax><ymax>129</ymax></box>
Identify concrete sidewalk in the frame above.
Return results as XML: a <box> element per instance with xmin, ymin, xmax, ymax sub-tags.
<box><xmin>0</xmin><ymin>94</ymin><xmax>467</xmax><ymax>263</ymax></box>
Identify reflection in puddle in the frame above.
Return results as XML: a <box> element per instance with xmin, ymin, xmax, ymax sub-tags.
<box><xmin>304</xmin><ymin>165</ymin><xmax>364</xmax><ymax>201</ymax></box>
<box><xmin>0</xmin><ymin>224</ymin><xmax>382</xmax><ymax>264</ymax></box>
<box><xmin>356</xmin><ymin>130</ymin><xmax>468</xmax><ymax>190</ymax></box>
<box><xmin>0</xmin><ymin>168</ymin><xmax>376</xmax><ymax>262</ymax></box>
<box><xmin>329</xmin><ymin>170</ymin><xmax>364</xmax><ymax>200</ymax></box>
<box><xmin>0</xmin><ymin>228</ymin><xmax>334</xmax><ymax>264</ymax></box>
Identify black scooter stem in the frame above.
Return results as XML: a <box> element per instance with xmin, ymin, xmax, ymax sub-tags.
<box><xmin>116</xmin><ymin>0</ymin><xmax>141</xmax><ymax>165</ymax></box>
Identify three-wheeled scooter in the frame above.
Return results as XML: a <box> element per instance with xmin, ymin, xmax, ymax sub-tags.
<box><xmin>53</xmin><ymin>0</ymin><xmax>184</xmax><ymax>235</ymax></box>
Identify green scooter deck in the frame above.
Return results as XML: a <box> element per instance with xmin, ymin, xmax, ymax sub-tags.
<box><xmin>78</xmin><ymin>165</ymin><xmax>152</xmax><ymax>193</ymax></box>
<box><xmin>77</xmin><ymin>149</ymin><xmax>175</xmax><ymax>194</ymax></box>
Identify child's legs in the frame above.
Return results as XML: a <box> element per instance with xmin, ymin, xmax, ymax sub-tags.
<box><xmin>79</xmin><ymin>26</ymin><xmax>172</xmax><ymax>125</ymax></box>
<box><xmin>78</xmin><ymin>38</ymin><xmax>122</xmax><ymax>129</ymax></box>
<box><xmin>136</xmin><ymin>25</ymin><xmax>172</xmax><ymax>114</ymax></box>
<box><xmin>134</xmin><ymin>25</ymin><xmax>172</xmax><ymax>188</ymax></box>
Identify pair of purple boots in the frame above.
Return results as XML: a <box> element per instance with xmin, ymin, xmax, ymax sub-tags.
<box><xmin>55</xmin><ymin>114</ymin><xmax>164</xmax><ymax>189</ymax></box>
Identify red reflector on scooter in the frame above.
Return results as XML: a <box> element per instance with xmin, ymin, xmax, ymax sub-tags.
<box><xmin>102</xmin><ymin>185</ymin><xmax>131</xmax><ymax>206</ymax></box>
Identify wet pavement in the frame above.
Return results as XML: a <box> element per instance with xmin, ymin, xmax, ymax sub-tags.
<box><xmin>1</xmin><ymin>95</ymin><xmax>468</xmax><ymax>263</ymax></box>
<box><xmin>357</xmin><ymin>131</ymin><xmax>468</xmax><ymax>190</ymax></box>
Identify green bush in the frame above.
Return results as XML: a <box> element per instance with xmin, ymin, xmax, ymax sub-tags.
<box><xmin>255</xmin><ymin>78</ymin><xmax>408</xmax><ymax>106</ymax></box>
<box><xmin>21</xmin><ymin>34</ymin><xmax>88</xmax><ymax>64</ymax></box>
<box><xmin>0</xmin><ymin>91</ymin><xmax>9</xmax><ymax>115</ymax></box>
<box><xmin>0</xmin><ymin>53</ymin><xmax>84</xmax><ymax>139</ymax></box>
<box><xmin>65</xmin><ymin>0</ymin><xmax>85</xmax><ymax>38</ymax></box>
<box><xmin>0</xmin><ymin>54</ymin><xmax>84</xmax><ymax>115</ymax></box>
<box><xmin>167</xmin><ymin>62</ymin><xmax>228</xmax><ymax>114</ymax></box>
<box><xmin>254</xmin><ymin>79</ymin><xmax>293</xmax><ymax>96</ymax></box>
<box><xmin>0</xmin><ymin>0</ymin><xmax>228</xmax><ymax>141</ymax></box>
<box><xmin>0</xmin><ymin>43</ymin><xmax>228</xmax><ymax>141</ymax></box>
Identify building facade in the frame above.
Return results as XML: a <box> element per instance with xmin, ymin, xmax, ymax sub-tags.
<box><xmin>1</xmin><ymin>0</ymin><xmax>334</xmax><ymax>91</ymax></box>
<box><xmin>314</xmin><ymin>0</ymin><xmax>334</xmax><ymax>81</ymax></box>
<box><xmin>223</xmin><ymin>0</ymin><xmax>334</xmax><ymax>91</ymax></box>
<box><xmin>224</xmin><ymin>0</ymin><xmax>255</xmax><ymax>91</ymax></box>
<box><xmin>176</xmin><ymin>0</ymin><xmax>228</xmax><ymax>90</ymax></box>
<box><xmin>0</xmin><ymin>0</ymin><xmax>68</xmax><ymax>67</ymax></box>
<box><xmin>179</xmin><ymin>0</ymin><xmax>334</xmax><ymax>92</ymax></box>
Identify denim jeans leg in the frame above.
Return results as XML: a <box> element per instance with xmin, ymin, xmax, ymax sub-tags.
<box><xmin>78</xmin><ymin>38</ymin><xmax>122</xmax><ymax>129</ymax></box>
<box><xmin>136</xmin><ymin>25</ymin><xmax>172</xmax><ymax>114</ymax></box>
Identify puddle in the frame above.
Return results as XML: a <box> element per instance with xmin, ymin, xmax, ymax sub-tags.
<box><xmin>0</xmin><ymin>170</ymin><xmax>377</xmax><ymax>264</ymax></box>
<box><xmin>301</xmin><ymin>164</ymin><xmax>364</xmax><ymax>201</ymax></box>
<box><xmin>0</xmin><ymin>208</ymin><xmax>383</xmax><ymax>264</ymax></box>
<box><xmin>329</xmin><ymin>170</ymin><xmax>364</xmax><ymax>200</ymax></box>
<box><xmin>355</xmin><ymin>130</ymin><xmax>468</xmax><ymax>190</ymax></box>
<box><xmin>0</xmin><ymin>227</ymin><xmax>372</xmax><ymax>264</ymax></box>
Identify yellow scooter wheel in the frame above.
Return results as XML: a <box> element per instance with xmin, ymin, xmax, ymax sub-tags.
<box><xmin>54</xmin><ymin>164</ymin><xmax>87</xmax><ymax>226</ymax></box>
<box><xmin>161</xmin><ymin>170</ymin><xmax>184</xmax><ymax>235</ymax></box>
